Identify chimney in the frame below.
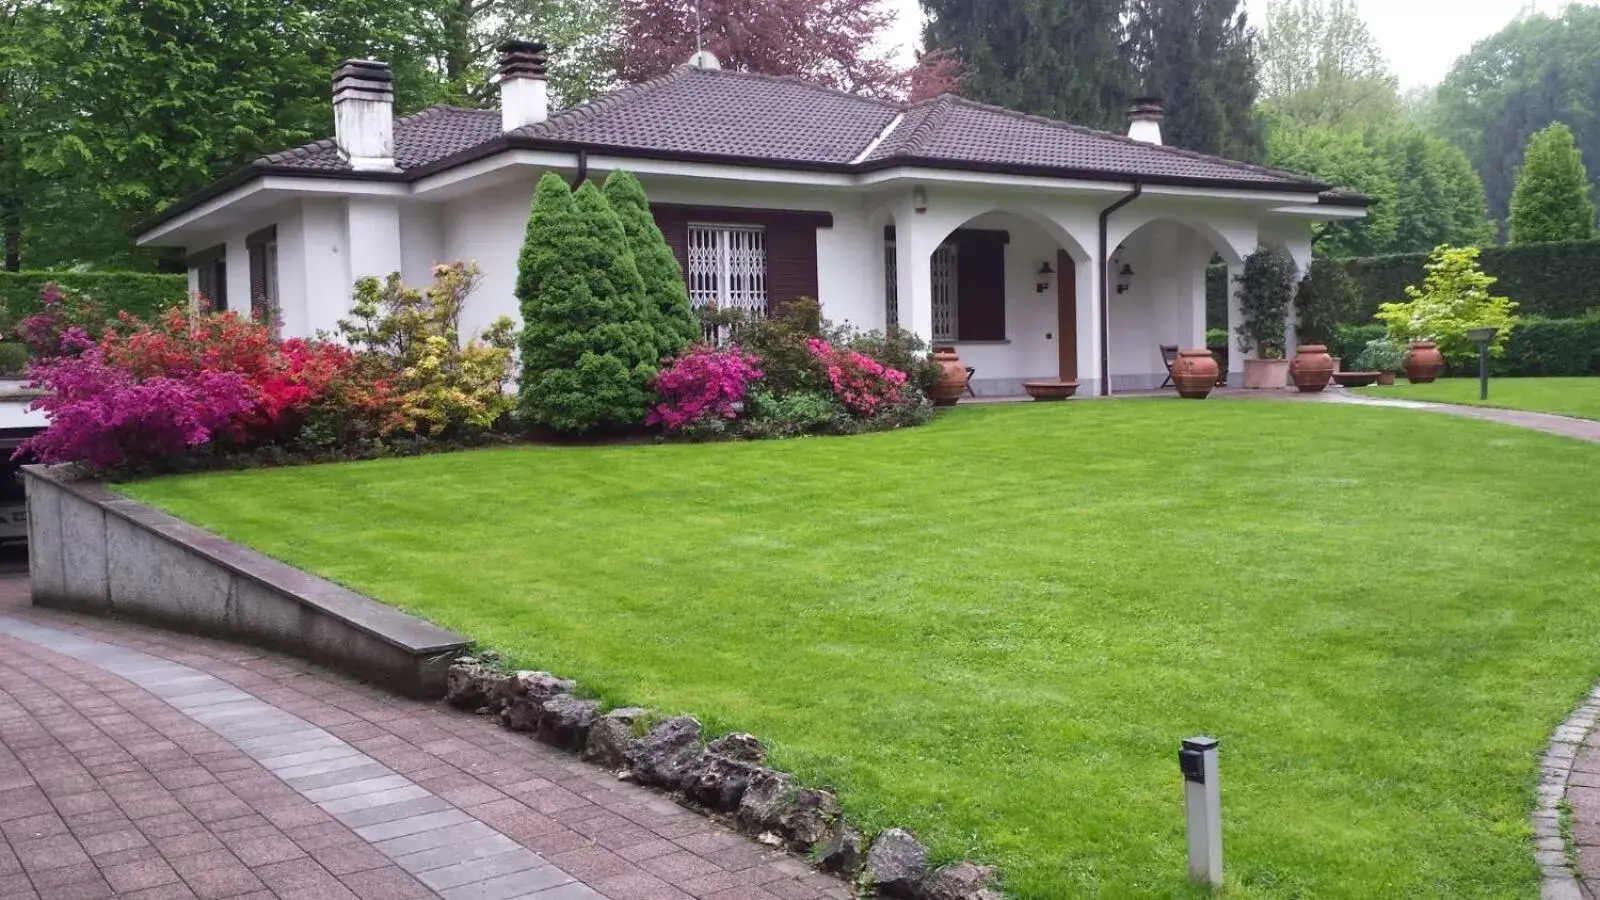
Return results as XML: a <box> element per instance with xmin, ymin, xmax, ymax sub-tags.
<box><xmin>1127</xmin><ymin>97</ymin><xmax>1164</xmax><ymax>146</ymax></box>
<box><xmin>498</xmin><ymin>40</ymin><xmax>550</xmax><ymax>132</ymax></box>
<box><xmin>333</xmin><ymin>60</ymin><xmax>396</xmax><ymax>171</ymax></box>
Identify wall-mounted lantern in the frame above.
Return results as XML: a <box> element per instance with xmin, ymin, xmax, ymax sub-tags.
<box><xmin>1116</xmin><ymin>262</ymin><xmax>1135</xmax><ymax>295</ymax></box>
<box><xmin>912</xmin><ymin>186</ymin><xmax>929</xmax><ymax>214</ymax></box>
<box><xmin>1036</xmin><ymin>261</ymin><xmax>1055</xmax><ymax>293</ymax></box>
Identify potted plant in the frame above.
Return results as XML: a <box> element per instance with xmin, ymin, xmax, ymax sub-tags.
<box><xmin>1373</xmin><ymin>245</ymin><xmax>1519</xmax><ymax>384</ymax></box>
<box><xmin>1293</xmin><ymin>262</ymin><xmax>1358</xmax><ymax>376</ymax></box>
<box><xmin>1354</xmin><ymin>338</ymin><xmax>1406</xmax><ymax>385</ymax></box>
<box><xmin>1234</xmin><ymin>248</ymin><xmax>1295</xmax><ymax>389</ymax></box>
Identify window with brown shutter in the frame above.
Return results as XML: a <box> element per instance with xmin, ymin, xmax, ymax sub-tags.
<box><xmin>189</xmin><ymin>245</ymin><xmax>227</xmax><ymax>313</ymax></box>
<box><xmin>246</xmin><ymin>226</ymin><xmax>278</xmax><ymax>325</ymax></box>
<box><xmin>953</xmin><ymin>230</ymin><xmax>1007</xmax><ymax>342</ymax></box>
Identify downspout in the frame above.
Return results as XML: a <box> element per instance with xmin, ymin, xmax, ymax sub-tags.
<box><xmin>571</xmin><ymin>149</ymin><xmax>589</xmax><ymax>187</ymax></box>
<box><xmin>1098</xmin><ymin>182</ymin><xmax>1143</xmax><ymax>397</ymax></box>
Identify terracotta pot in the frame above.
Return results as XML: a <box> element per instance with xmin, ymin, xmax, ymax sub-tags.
<box><xmin>1405</xmin><ymin>341</ymin><xmax>1444</xmax><ymax>383</ymax></box>
<box><xmin>1170</xmin><ymin>349</ymin><xmax>1219</xmax><ymax>399</ymax></box>
<box><xmin>1376</xmin><ymin>371</ymin><xmax>1396</xmax><ymax>386</ymax></box>
<box><xmin>1289</xmin><ymin>344</ymin><xmax>1335</xmax><ymax>393</ymax></box>
<box><xmin>928</xmin><ymin>347</ymin><xmax>967</xmax><ymax>406</ymax></box>
<box><xmin>1242</xmin><ymin>358</ymin><xmax>1291</xmax><ymax>390</ymax></box>
<box><xmin>1022</xmin><ymin>381</ymin><xmax>1078</xmax><ymax>401</ymax></box>
<box><xmin>1332</xmin><ymin>371</ymin><xmax>1381</xmax><ymax>388</ymax></box>
<box><xmin>1329</xmin><ymin>357</ymin><xmax>1342</xmax><ymax>373</ymax></box>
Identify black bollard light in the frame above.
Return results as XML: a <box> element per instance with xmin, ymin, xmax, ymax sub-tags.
<box><xmin>1466</xmin><ymin>326</ymin><xmax>1498</xmax><ymax>401</ymax></box>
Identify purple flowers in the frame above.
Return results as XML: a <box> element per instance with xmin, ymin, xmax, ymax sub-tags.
<box><xmin>21</xmin><ymin>346</ymin><xmax>258</xmax><ymax>471</ymax></box>
<box><xmin>648</xmin><ymin>346</ymin><xmax>764</xmax><ymax>431</ymax></box>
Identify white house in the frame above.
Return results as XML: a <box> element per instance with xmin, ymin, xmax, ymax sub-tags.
<box><xmin>135</xmin><ymin>42</ymin><xmax>1367</xmax><ymax>397</ymax></box>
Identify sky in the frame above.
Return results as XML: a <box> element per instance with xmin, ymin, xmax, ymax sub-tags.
<box><xmin>882</xmin><ymin>0</ymin><xmax>1571</xmax><ymax>90</ymax></box>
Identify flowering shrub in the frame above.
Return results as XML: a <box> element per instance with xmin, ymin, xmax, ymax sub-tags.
<box><xmin>22</xmin><ymin>344</ymin><xmax>258</xmax><ymax>470</ymax></box>
<box><xmin>17</xmin><ymin>283</ymin><xmax>120</xmax><ymax>359</ymax></box>
<box><xmin>648</xmin><ymin>346</ymin><xmax>764</xmax><ymax>431</ymax></box>
<box><xmin>805</xmin><ymin>338</ymin><xmax>909</xmax><ymax>417</ymax></box>
<box><xmin>340</xmin><ymin>263</ymin><xmax>518</xmax><ymax>437</ymax></box>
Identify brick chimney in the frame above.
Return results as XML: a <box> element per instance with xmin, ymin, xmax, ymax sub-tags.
<box><xmin>498</xmin><ymin>40</ymin><xmax>550</xmax><ymax>132</ymax></box>
<box><xmin>1127</xmin><ymin>97</ymin><xmax>1164</xmax><ymax>146</ymax></box>
<box><xmin>332</xmin><ymin>60</ymin><xmax>396</xmax><ymax>171</ymax></box>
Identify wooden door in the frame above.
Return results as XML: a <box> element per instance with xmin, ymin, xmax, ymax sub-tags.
<box><xmin>1057</xmin><ymin>250</ymin><xmax>1077</xmax><ymax>381</ymax></box>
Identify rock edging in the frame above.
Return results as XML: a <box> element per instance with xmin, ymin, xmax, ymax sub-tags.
<box><xmin>445</xmin><ymin>657</ymin><xmax>1003</xmax><ymax>899</ymax></box>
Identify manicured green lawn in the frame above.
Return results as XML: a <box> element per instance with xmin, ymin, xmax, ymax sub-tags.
<box><xmin>1362</xmin><ymin>376</ymin><xmax>1600</xmax><ymax>419</ymax></box>
<box><xmin>123</xmin><ymin>401</ymin><xmax>1600</xmax><ymax>898</ymax></box>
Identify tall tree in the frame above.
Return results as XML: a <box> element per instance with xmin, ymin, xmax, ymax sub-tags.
<box><xmin>22</xmin><ymin>0</ymin><xmax>442</xmax><ymax>268</ymax></box>
<box><xmin>617</xmin><ymin>0</ymin><xmax>904</xmax><ymax>97</ymax></box>
<box><xmin>1509</xmin><ymin>122</ymin><xmax>1597</xmax><ymax>244</ymax></box>
<box><xmin>1257</xmin><ymin>0</ymin><xmax>1398</xmax><ymax>132</ymax></box>
<box><xmin>1124</xmin><ymin>0</ymin><xmax>1263</xmax><ymax>160</ymax></box>
<box><xmin>602</xmin><ymin>169</ymin><xmax>699</xmax><ymax>358</ymax></box>
<box><xmin>1435</xmin><ymin>5</ymin><xmax>1600</xmax><ymax>234</ymax></box>
<box><xmin>420</xmin><ymin>0</ymin><xmax>617</xmax><ymax>106</ymax></box>
<box><xmin>1382</xmin><ymin>129</ymin><xmax>1494</xmax><ymax>253</ymax></box>
<box><xmin>1265</xmin><ymin>126</ymin><xmax>1397</xmax><ymax>256</ymax></box>
<box><xmin>920</xmin><ymin>0</ymin><xmax>1130</xmax><ymax>129</ymax></box>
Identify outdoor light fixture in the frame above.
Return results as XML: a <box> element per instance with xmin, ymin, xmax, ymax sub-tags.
<box><xmin>1116</xmin><ymin>262</ymin><xmax>1135</xmax><ymax>295</ymax></box>
<box><xmin>1467</xmin><ymin>326</ymin><xmax>1499</xmax><ymax>401</ymax></box>
<box><xmin>912</xmin><ymin>186</ymin><xmax>929</xmax><ymax>214</ymax></box>
<box><xmin>1179</xmin><ymin>736</ymin><xmax>1222</xmax><ymax>889</ymax></box>
<box><xmin>1036</xmin><ymin>261</ymin><xmax>1055</xmax><ymax>293</ymax></box>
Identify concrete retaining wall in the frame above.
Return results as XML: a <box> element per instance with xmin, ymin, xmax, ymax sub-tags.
<box><xmin>23</xmin><ymin>466</ymin><xmax>469</xmax><ymax>698</ymax></box>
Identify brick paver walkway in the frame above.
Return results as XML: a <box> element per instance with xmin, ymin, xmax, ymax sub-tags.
<box><xmin>0</xmin><ymin>576</ymin><xmax>846</xmax><ymax>900</ymax></box>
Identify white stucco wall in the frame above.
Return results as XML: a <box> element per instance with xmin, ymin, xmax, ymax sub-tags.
<box><xmin>1106</xmin><ymin>221</ymin><xmax>1213</xmax><ymax>390</ymax></box>
<box><xmin>439</xmin><ymin>181</ymin><xmax>534</xmax><ymax>341</ymax></box>
<box><xmin>945</xmin><ymin>212</ymin><xmax>1064</xmax><ymax>394</ymax></box>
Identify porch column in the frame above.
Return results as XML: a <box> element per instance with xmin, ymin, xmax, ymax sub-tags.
<box><xmin>1075</xmin><ymin>257</ymin><xmax>1102</xmax><ymax>397</ymax></box>
<box><xmin>1279</xmin><ymin>237</ymin><xmax>1313</xmax><ymax>356</ymax></box>
<box><xmin>893</xmin><ymin>198</ymin><xmax>935</xmax><ymax>346</ymax></box>
<box><xmin>1225</xmin><ymin>260</ymin><xmax>1246</xmax><ymax>387</ymax></box>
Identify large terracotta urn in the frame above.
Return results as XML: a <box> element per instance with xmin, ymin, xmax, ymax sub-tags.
<box><xmin>928</xmin><ymin>347</ymin><xmax>968</xmax><ymax>406</ymax></box>
<box><xmin>1289</xmin><ymin>344</ymin><xmax>1335</xmax><ymax>393</ymax></box>
<box><xmin>1405</xmin><ymin>341</ymin><xmax>1444</xmax><ymax>383</ymax></box>
<box><xmin>1170</xmin><ymin>349</ymin><xmax>1220</xmax><ymax>399</ymax></box>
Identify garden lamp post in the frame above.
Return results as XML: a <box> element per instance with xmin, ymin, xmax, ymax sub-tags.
<box><xmin>1179</xmin><ymin>736</ymin><xmax>1222</xmax><ymax>888</ymax></box>
<box><xmin>1467</xmin><ymin>327</ymin><xmax>1498</xmax><ymax>401</ymax></box>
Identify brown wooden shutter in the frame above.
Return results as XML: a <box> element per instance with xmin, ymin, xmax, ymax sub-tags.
<box><xmin>954</xmin><ymin>231</ymin><xmax>1007</xmax><ymax>341</ymax></box>
<box><xmin>764</xmin><ymin>220</ymin><xmax>819</xmax><ymax>314</ymax></box>
<box><xmin>652</xmin><ymin>207</ymin><xmax>689</xmax><ymax>273</ymax></box>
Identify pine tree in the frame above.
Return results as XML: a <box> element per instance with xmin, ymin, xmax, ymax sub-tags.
<box><xmin>920</xmin><ymin>0</ymin><xmax>1131</xmax><ymax>131</ymax></box>
<box><xmin>601</xmin><ymin>170</ymin><xmax>699</xmax><ymax>359</ymax></box>
<box><xmin>1124</xmin><ymin>0</ymin><xmax>1263</xmax><ymax>160</ymax></box>
<box><xmin>1509</xmin><ymin>122</ymin><xmax>1597</xmax><ymax>244</ymax></box>
<box><xmin>516</xmin><ymin>173</ymin><xmax>660</xmax><ymax>433</ymax></box>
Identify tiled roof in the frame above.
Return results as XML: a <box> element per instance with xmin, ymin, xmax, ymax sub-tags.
<box><xmin>865</xmin><ymin>95</ymin><xmax>1318</xmax><ymax>187</ymax></box>
<box><xmin>257</xmin><ymin>106</ymin><xmax>502</xmax><ymax>172</ymax></box>
<box><xmin>253</xmin><ymin>67</ymin><xmax>1334</xmax><ymax>194</ymax></box>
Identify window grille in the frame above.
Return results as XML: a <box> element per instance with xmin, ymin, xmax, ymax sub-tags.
<box><xmin>931</xmin><ymin>241</ymin><xmax>958</xmax><ymax>343</ymax></box>
<box><xmin>884</xmin><ymin>241</ymin><xmax>898</xmax><ymax>328</ymax></box>
<box><xmin>688</xmin><ymin>224</ymin><xmax>767</xmax><ymax>344</ymax></box>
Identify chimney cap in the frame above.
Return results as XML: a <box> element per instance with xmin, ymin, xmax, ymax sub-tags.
<box><xmin>1128</xmin><ymin>96</ymin><xmax>1164</xmax><ymax>119</ymax></box>
<box><xmin>497</xmin><ymin>39</ymin><xmax>549</xmax><ymax>80</ymax></box>
<box><xmin>335</xmin><ymin>59</ymin><xmax>393</xmax><ymax>82</ymax></box>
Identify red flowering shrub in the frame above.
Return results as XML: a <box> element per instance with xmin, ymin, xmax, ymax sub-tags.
<box><xmin>804</xmin><ymin>338</ymin><xmax>909</xmax><ymax>417</ymax></box>
<box><xmin>648</xmin><ymin>346</ymin><xmax>764</xmax><ymax>431</ymax></box>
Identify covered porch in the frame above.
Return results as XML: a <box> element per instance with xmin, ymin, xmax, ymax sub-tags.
<box><xmin>848</xmin><ymin>184</ymin><xmax>1322</xmax><ymax>398</ymax></box>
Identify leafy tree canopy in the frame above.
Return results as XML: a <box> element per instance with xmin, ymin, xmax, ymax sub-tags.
<box><xmin>1508</xmin><ymin>121</ymin><xmax>1597</xmax><ymax>244</ymax></box>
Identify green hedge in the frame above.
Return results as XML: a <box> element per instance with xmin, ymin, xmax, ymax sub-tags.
<box><xmin>0</xmin><ymin>271</ymin><xmax>187</xmax><ymax>327</ymax></box>
<box><xmin>1332</xmin><ymin>317</ymin><xmax>1600</xmax><ymax>377</ymax></box>
<box><xmin>1207</xmin><ymin>240</ymin><xmax>1600</xmax><ymax>328</ymax></box>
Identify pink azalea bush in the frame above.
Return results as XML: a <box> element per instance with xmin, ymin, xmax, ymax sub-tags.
<box><xmin>649</xmin><ymin>346</ymin><xmax>764</xmax><ymax>431</ymax></box>
<box><xmin>23</xmin><ymin>339</ymin><xmax>259</xmax><ymax>471</ymax></box>
<box><xmin>805</xmin><ymin>338</ymin><xmax>909</xmax><ymax>417</ymax></box>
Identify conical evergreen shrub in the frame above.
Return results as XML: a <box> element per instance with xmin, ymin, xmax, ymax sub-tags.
<box><xmin>602</xmin><ymin>170</ymin><xmax>700</xmax><ymax>357</ymax></box>
<box><xmin>516</xmin><ymin>173</ymin><xmax>660</xmax><ymax>433</ymax></box>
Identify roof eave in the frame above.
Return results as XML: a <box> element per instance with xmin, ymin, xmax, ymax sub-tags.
<box><xmin>134</xmin><ymin>162</ymin><xmax>410</xmax><ymax>241</ymax></box>
<box><xmin>852</xmin><ymin>155</ymin><xmax>1332</xmax><ymax>195</ymax></box>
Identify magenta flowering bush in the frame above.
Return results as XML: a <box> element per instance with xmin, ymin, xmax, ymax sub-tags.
<box><xmin>648</xmin><ymin>346</ymin><xmax>764</xmax><ymax>431</ymax></box>
<box><xmin>22</xmin><ymin>344</ymin><xmax>258</xmax><ymax>471</ymax></box>
<box><xmin>805</xmin><ymin>338</ymin><xmax>909</xmax><ymax>417</ymax></box>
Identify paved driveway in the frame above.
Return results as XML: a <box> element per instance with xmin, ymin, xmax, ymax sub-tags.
<box><xmin>0</xmin><ymin>576</ymin><xmax>845</xmax><ymax>900</ymax></box>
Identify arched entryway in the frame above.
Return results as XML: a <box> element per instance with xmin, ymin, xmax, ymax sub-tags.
<box><xmin>1104</xmin><ymin>217</ymin><xmax>1239</xmax><ymax>392</ymax></box>
<box><xmin>882</xmin><ymin>207</ymin><xmax>1091</xmax><ymax>396</ymax></box>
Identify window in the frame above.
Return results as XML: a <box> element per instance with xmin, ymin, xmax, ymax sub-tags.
<box><xmin>687</xmin><ymin>224</ymin><xmax>767</xmax><ymax>315</ymax></box>
<box><xmin>881</xmin><ymin>230</ymin><xmax>1006</xmax><ymax>343</ymax></box>
<box><xmin>247</xmin><ymin>226</ymin><xmax>278</xmax><ymax>326</ymax></box>
<box><xmin>931</xmin><ymin>241</ymin><xmax>959</xmax><ymax>343</ymax></box>
<box><xmin>190</xmin><ymin>245</ymin><xmax>227</xmax><ymax>312</ymax></box>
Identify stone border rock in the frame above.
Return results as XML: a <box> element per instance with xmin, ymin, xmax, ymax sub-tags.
<box><xmin>22</xmin><ymin>466</ymin><xmax>470</xmax><ymax>698</ymax></box>
<box><xmin>445</xmin><ymin>658</ymin><xmax>1004</xmax><ymax>900</ymax></box>
<box><xmin>1539</xmin><ymin>685</ymin><xmax>1600</xmax><ymax>900</ymax></box>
